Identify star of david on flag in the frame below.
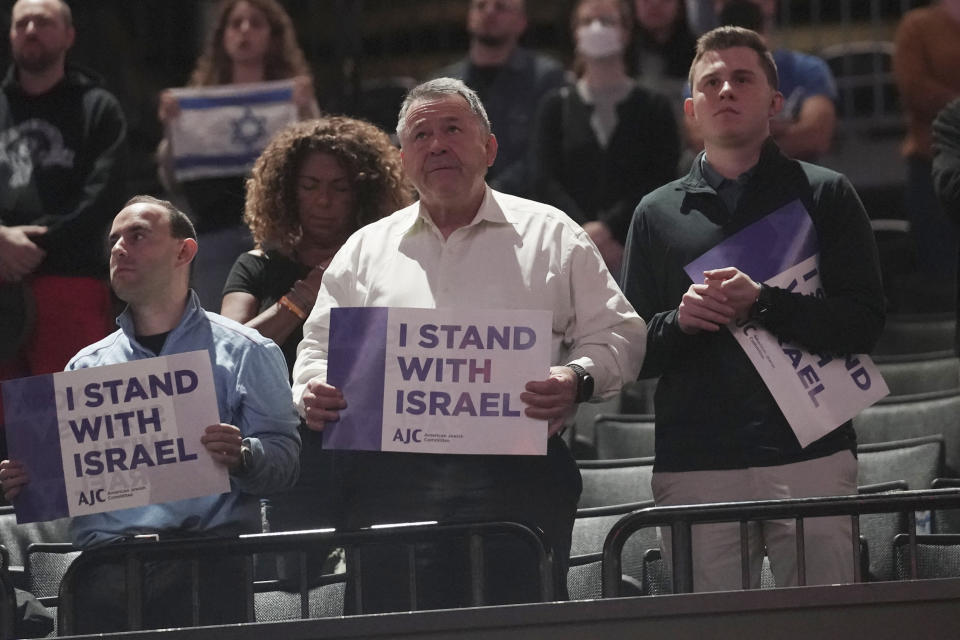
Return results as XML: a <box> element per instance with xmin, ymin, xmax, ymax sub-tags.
<box><xmin>167</xmin><ymin>79</ymin><xmax>298</xmax><ymax>181</ymax></box>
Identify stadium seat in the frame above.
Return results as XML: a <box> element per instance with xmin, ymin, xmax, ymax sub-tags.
<box><xmin>0</xmin><ymin>507</ymin><xmax>72</xmax><ymax>588</ymax></box>
<box><xmin>858</xmin><ymin>481</ymin><xmax>910</xmax><ymax>581</ymax></box>
<box><xmin>577</xmin><ymin>457</ymin><xmax>654</xmax><ymax>509</ymax></box>
<box><xmin>857</xmin><ymin>436</ymin><xmax>944</xmax><ymax>491</ymax></box>
<box><xmin>931</xmin><ymin>478</ymin><xmax>960</xmax><ymax>534</ymax></box>
<box><xmin>568</xmin><ymin>501</ymin><xmax>655</xmax><ymax>600</ymax></box>
<box><xmin>570</xmin><ymin>394</ymin><xmax>622</xmax><ymax>459</ymax></box>
<box><xmin>872</xmin><ymin>313</ymin><xmax>956</xmax><ymax>360</ymax></box>
<box><xmin>876</xmin><ymin>356</ymin><xmax>960</xmax><ymax>398</ymax></box>
<box><xmin>893</xmin><ymin>533</ymin><xmax>960</xmax><ymax>580</ymax></box>
<box><xmin>619</xmin><ymin>379</ymin><xmax>657</xmax><ymax>415</ymax></box>
<box><xmin>853</xmin><ymin>391</ymin><xmax>960</xmax><ymax>475</ymax></box>
<box><xmin>593</xmin><ymin>415</ymin><xmax>655</xmax><ymax>460</ymax></box>
<box><xmin>254</xmin><ymin>579</ymin><xmax>345</xmax><ymax>621</ymax></box>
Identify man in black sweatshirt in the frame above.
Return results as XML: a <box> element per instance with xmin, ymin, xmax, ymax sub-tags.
<box><xmin>621</xmin><ymin>26</ymin><xmax>885</xmax><ymax>592</ymax></box>
<box><xmin>0</xmin><ymin>0</ymin><xmax>127</xmax><ymax>422</ymax></box>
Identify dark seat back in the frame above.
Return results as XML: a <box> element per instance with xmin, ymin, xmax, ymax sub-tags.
<box><xmin>893</xmin><ymin>533</ymin><xmax>960</xmax><ymax>580</ymax></box>
<box><xmin>577</xmin><ymin>457</ymin><xmax>654</xmax><ymax>509</ymax></box>
<box><xmin>853</xmin><ymin>391</ymin><xmax>960</xmax><ymax>475</ymax></box>
<box><xmin>568</xmin><ymin>501</ymin><xmax>654</xmax><ymax>600</ymax></box>
<box><xmin>593</xmin><ymin>415</ymin><xmax>655</xmax><ymax>460</ymax></box>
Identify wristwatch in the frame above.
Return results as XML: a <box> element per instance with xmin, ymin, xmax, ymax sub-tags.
<box><xmin>567</xmin><ymin>363</ymin><xmax>595</xmax><ymax>403</ymax></box>
<box><xmin>749</xmin><ymin>283</ymin><xmax>775</xmax><ymax>323</ymax></box>
<box><xmin>236</xmin><ymin>438</ymin><xmax>254</xmax><ymax>476</ymax></box>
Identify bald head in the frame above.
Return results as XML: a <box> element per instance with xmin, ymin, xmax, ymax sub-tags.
<box><xmin>11</xmin><ymin>0</ymin><xmax>72</xmax><ymax>28</ymax></box>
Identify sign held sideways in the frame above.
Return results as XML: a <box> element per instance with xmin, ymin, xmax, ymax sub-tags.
<box><xmin>685</xmin><ymin>200</ymin><xmax>889</xmax><ymax>448</ymax></box>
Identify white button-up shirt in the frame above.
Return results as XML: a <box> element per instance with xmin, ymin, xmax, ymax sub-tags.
<box><xmin>292</xmin><ymin>187</ymin><xmax>646</xmax><ymax>407</ymax></box>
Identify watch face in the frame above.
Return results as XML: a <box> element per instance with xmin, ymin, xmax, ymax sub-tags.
<box><xmin>581</xmin><ymin>374</ymin><xmax>595</xmax><ymax>402</ymax></box>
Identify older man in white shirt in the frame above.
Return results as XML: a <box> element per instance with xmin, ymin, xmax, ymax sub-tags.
<box><xmin>292</xmin><ymin>77</ymin><xmax>645</xmax><ymax>612</ymax></box>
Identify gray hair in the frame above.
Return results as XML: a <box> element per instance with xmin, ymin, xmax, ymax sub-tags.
<box><xmin>396</xmin><ymin>77</ymin><xmax>492</xmax><ymax>142</ymax></box>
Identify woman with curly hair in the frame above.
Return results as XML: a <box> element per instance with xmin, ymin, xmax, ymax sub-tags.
<box><xmin>221</xmin><ymin>117</ymin><xmax>410</xmax><ymax>534</ymax></box>
<box><xmin>221</xmin><ymin>117</ymin><xmax>412</xmax><ymax>371</ymax></box>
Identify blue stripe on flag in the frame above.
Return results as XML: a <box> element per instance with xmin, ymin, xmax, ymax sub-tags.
<box><xmin>177</xmin><ymin>88</ymin><xmax>293</xmax><ymax>110</ymax></box>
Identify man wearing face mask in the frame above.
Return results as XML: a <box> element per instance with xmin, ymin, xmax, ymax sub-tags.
<box><xmin>531</xmin><ymin>0</ymin><xmax>680</xmax><ymax>275</ymax></box>
<box><xmin>434</xmin><ymin>0</ymin><xmax>566</xmax><ymax>197</ymax></box>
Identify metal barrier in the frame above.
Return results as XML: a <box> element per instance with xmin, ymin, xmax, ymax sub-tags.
<box><xmin>58</xmin><ymin>520</ymin><xmax>554</xmax><ymax>634</ymax></box>
<box><xmin>602</xmin><ymin>488</ymin><xmax>960</xmax><ymax>596</ymax></box>
<box><xmin>776</xmin><ymin>0</ymin><xmax>927</xmax><ymax>33</ymax></box>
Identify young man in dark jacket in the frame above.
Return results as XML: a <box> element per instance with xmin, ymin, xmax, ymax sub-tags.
<box><xmin>621</xmin><ymin>26</ymin><xmax>885</xmax><ymax>592</ymax></box>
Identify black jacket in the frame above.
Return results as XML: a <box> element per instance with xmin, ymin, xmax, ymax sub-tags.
<box><xmin>0</xmin><ymin>64</ymin><xmax>127</xmax><ymax>277</ymax></box>
<box><xmin>531</xmin><ymin>83</ymin><xmax>679</xmax><ymax>245</ymax></box>
<box><xmin>621</xmin><ymin>140</ymin><xmax>885</xmax><ymax>472</ymax></box>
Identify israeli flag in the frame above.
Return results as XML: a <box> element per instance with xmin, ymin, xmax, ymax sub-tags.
<box><xmin>167</xmin><ymin>79</ymin><xmax>298</xmax><ymax>181</ymax></box>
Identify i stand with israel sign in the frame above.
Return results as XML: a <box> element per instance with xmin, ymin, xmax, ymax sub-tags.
<box><xmin>1</xmin><ymin>351</ymin><xmax>228</xmax><ymax>524</ymax></box>
<box><xmin>684</xmin><ymin>200</ymin><xmax>889</xmax><ymax>448</ymax></box>
<box><xmin>167</xmin><ymin>79</ymin><xmax>298</xmax><ymax>181</ymax></box>
<box><xmin>326</xmin><ymin>307</ymin><xmax>552</xmax><ymax>455</ymax></box>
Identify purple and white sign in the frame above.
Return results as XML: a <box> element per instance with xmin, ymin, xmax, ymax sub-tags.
<box><xmin>685</xmin><ymin>200</ymin><xmax>889</xmax><ymax>447</ymax></box>
<box><xmin>326</xmin><ymin>307</ymin><xmax>552</xmax><ymax>455</ymax></box>
<box><xmin>1</xmin><ymin>351</ymin><xmax>228</xmax><ymax>524</ymax></box>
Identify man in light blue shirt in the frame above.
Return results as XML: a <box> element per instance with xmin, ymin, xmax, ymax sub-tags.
<box><xmin>1</xmin><ymin>195</ymin><xmax>301</xmax><ymax>630</ymax></box>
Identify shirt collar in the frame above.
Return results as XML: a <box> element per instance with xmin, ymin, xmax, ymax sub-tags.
<box><xmin>700</xmin><ymin>154</ymin><xmax>757</xmax><ymax>190</ymax></box>
<box><xmin>116</xmin><ymin>289</ymin><xmax>203</xmax><ymax>347</ymax></box>
<box><xmin>402</xmin><ymin>185</ymin><xmax>511</xmax><ymax>236</ymax></box>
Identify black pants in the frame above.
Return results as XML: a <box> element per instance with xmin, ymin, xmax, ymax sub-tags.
<box><xmin>337</xmin><ymin>435</ymin><xmax>582</xmax><ymax>613</ymax></box>
<box><xmin>70</xmin><ymin>552</ymin><xmax>247</xmax><ymax>633</ymax></box>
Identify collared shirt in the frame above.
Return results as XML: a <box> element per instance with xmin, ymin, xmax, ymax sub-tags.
<box><xmin>700</xmin><ymin>155</ymin><xmax>756</xmax><ymax>213</ymax></box>
<box><xmin>68</xmin><ymin>291</ymin><xmax>301</xmax><ymax>548</ymax></box>
<box><xmin>292</xmin><ymin>187</ymin><xmax>646</xmax><ymax>408</ymax></box>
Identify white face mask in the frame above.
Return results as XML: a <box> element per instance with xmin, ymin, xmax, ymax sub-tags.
<box><xmin>576</xmin><ymin>20</ymin><xmax>623</xmax><ymax>59</ymax></box>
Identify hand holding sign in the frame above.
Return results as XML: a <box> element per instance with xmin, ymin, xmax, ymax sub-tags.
<box><xmin>200</xmin><ymin>424</ymin><xmax>245</xmax><ymax>472</ymax></box>
<box><xmin>677</xmin><ymin>280</ymin><xmax>734</xmax><ymax>334</ymax></box>
<box><xmin>707</xmin><ymin>267</ymin><xmax>762</xmax><ymax>320</ymax></box>
<box><xmin>521</xmin><ymin>366</ymin><xmax>578</xmax><ymax>436</ymax></box>
<box><xmin>0</xmin><ymin>459</ymin><xmax>28</xmax><ymax>502</ymax></box>
<box><xmin>302</xmin><ymin>380</ymin><xmax>346</xmax><ymax>432</ymax></box>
